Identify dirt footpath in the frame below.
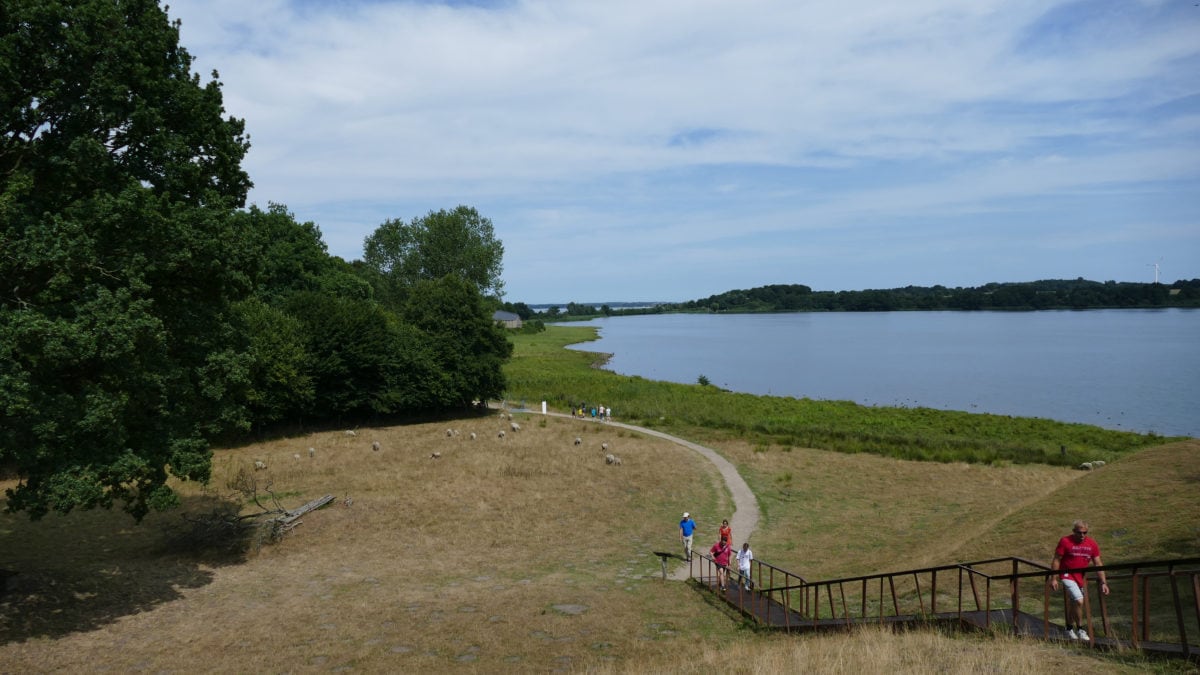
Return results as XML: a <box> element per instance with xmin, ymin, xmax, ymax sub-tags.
<box><xmin>543</xmin><ymin>411</ymin><xmax>760</xmax><ymax>581</ymax></box>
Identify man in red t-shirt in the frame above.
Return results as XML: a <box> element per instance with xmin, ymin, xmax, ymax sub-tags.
<box><xmin>1050</xmin><ymin>519</ymin><xmax>1110</xmax><ymax>641</ymax></box>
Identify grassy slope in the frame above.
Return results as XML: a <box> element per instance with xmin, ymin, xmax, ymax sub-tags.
<box><xmin>1</xmin><ymin>326</ymin><xmax>1195</xmax><ymax>672</ymax></box>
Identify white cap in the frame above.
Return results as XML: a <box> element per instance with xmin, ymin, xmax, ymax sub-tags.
<box><xmin>682</xmin><ymin>512</ymin><xmax>690</xmax><ymax>518</ymax></box>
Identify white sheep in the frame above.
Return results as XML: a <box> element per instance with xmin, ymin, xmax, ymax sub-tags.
<box><xmin>498</xmin><ymin>430</ymin><xmax>506</xmax><ymax>439</ymax></box>
<box><xmin>446</xmin><ymin>429</ymin><xmax>454</xmax><ymax>437</ymax></box>
<box><xmin>293</xmin><ymin>453</ymin><xmax>301</xmax><ymax>460</ymax></box>
<box><xmin>1078</xmin><ymin>462</ymin><xmax>1094</xmax><ymax>471</ymax></box>
<box><xmin>469</xmin><ymin>432</ymin><xmax>477</xmax><ymax>440</ymax></box>
<box><xmin>510</xmin><ymin>422</ymin><xmax>521</xmax><ymax>432</ymax></box>
<box><xmin>574</xmin><ymin>437</ymin><xmax>582</xmax><ymax>446</ymax></box>
<box><xmin>601</xmin><ymin>442</ymin><xmax>609</xmax><ymax>451</ymax></box>
<box><xmin>344</xmin><ymin>430</ymin><xmax>357</xmax><ymax>437</ymax></box>
<box><xmin>605</xmin><ymin>454</ymin><xmax>622</xmax><ymax>466</ymax></box>
<box><xmin>254</xmin><ymin>460</ymin><xmax>267</xmax><ymax>470</ymax></box>
<box><xmin>1092</xmin><ymin>460</ymin><xmax>1106</xmax><ymax>468</ymax></box>
<box><xmin>430</xmin><ymin>452</ymin><xmax>442</xmax><ymax>459</ymax></box>
<box><xmin>308</xmin><ymin>447</ymin><xmax>315</xmax><ymax>458</ymax></box>
<box><xmin>372</xmin><ymin>441</ymin><xmax>381</xmax><ymax>452</ymax></box>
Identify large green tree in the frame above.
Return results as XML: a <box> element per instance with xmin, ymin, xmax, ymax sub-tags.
<box><xmin>402</xmin><ymin>275</ymin><xmax>512</xmax><ymax>407</ymax></box>
<box><xmin>1</xmin><ymin>0</ymin><xmax>253</xmax><ymax>519</ymax></box>
<box><xmin>362</xmin><ymin>205</ymin><xmax>505</xmax><ymax>309</ymax></box>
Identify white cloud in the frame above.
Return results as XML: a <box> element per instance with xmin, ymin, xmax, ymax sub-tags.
<box><xmin>165</xmin><ymin>0</ymin><xmax>1200</xmax><ymax>299</ymax></box>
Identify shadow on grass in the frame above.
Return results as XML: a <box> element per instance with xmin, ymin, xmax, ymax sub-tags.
<box><xmin>0</xmin><ymin>493</ymin><xmax>250</xmax><ymax>644</ymax></box>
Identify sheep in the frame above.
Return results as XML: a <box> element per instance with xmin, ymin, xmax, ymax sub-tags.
<box><xmin>430</xmin><ymin>452</ymin><xmax>442</xmax><ymax>459</ymax></box>
<box><xmin>308</xmin><ymin>447</ymin><xmax>316</xmax><ymax>458</ymax></box>
<box><xmin>293</xmin><ymin>453</ymin><xmax>301</xmax><ymax>460</ymax></box>
<box><xmin>446</xmin><ymin>429</ymin><xmax>454</xmax><ymax>437</ymax></box>
<box><xmin>254</xmin><ymin>460</ymin><xmax>267</xmax><ymax>470</ymax></box>
<box><xmin>344</xmin><ymin>430</ymin><xmax>357</xmax><ymax>437</ymax></box>
<box><xmin>573</xmin><ymin>437</ymin><xmax>582</xmax><ymax>446</ymax></box>
<box><xmin>510</xmin><ymin>422</ymin><xmax>521</xmax><ymax>432</ymax></box>
<box><xmin>1078</xmin><ymin>462</ymin><xmax>1094</xmax><ymax>471</ymax></box>
<box><xmin>372</xmin><ymin>441</ymin><xmax>381</xmax><ymax>452</ymax></box>
<box><xmin>497</xmin><ymin>430</ymin><xmax>506</xmax><ymax>439</ymax></box>
<box><xmin>605</xmin><ymin>454</ymin><xmax>622</xmax><ymax>466</ymax></box>
<box><xmin>1092</xmin><ymin>460</ymin><xmax>1106</xmax><ymax>468</ymax></box>
<box><xmin>601</xmin><ymin>442</ymin><xmax>609</xmax><ymax>451</ymax></box>
<box><xmin>469</xmin><ymin>432</ymin><xmax>477</xmax><ymax>440</ymax></box>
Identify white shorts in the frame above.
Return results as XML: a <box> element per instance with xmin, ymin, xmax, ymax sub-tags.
<box><xmin>1061</xmin><ymin>577</ymin><xmax>1084</xmax><ymax>603</ymax></box>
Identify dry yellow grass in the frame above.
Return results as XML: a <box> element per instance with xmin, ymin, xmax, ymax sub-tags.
<box><xmin>1</xmin><ymin>414</ymin><xmax>734</xmax><ymax>672</ymax></box>
<box><xmin>0</xmin><ymin>417</ymin><xmax>1187</xmax><ymax>672</ymax></box>
<box><xmin>585</xmin><ymin>625</ymin><xmax>1143</xmax><ymax>674</ymax></box>
<box><xmin>703</xmin><ymin>436</ymin><xmax>1080</xmax><ymax>578</ymax></box>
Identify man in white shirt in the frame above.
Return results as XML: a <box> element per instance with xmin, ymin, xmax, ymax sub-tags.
<box><xmin>737</xmin><ymin>542</ymin><xmax>754</xmax><ymax>591</ymax></box>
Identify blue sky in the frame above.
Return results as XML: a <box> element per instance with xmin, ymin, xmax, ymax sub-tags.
<box><xmin>167</xmin><ymin>0</ymin><xmax>1199</xmax><ymax>302</ymax></box>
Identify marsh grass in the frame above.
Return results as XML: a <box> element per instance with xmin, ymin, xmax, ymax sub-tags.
<box><xmin>507</xmin><ymin>326</ymin><xmax>1178</xmax><ymax>467</ymax></box>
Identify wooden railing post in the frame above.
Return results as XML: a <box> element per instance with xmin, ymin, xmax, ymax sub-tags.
<box><xmin>985</xmin><ymin>578</ymin><xmax>992</xmax><ymax>629</ymax></box>
<box><xmin>1131</xmin><ymin>571</ymin><xmax>1141</xmax><ymax>649</ymax></box>
<box><xmin>1169</xmin><ymin>569</ymin><xmax>1189</xmax><ymax>659</ymax></box>
<box><xmin>1011</xmin><ymin>558</ymin><xmax>1021</xmax><ymax>633</ymax></box>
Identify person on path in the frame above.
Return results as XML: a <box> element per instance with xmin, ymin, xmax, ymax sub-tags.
<box><xmin>710</xmin><ymin>538</ymin><xmax>733</xmax><ymax>591</ymax></box>
<box><xmin>679</xmin><ymin>512</ymin><xmax>696</xmax><ymax>562</ymax></box>
<box><xmin>737</xmin><ymin>542</ymin><xmax>754</xmax><ymax>591</ymax></box>
<box><xmin>718</xmin><ymin>519</ymin><xmax>732</xmax><ymax>546</ymax></box>
<box><xmin>1050</xmin><ymin>519</ymin><xmax>1109</xmax><ymax>641</ymax></box>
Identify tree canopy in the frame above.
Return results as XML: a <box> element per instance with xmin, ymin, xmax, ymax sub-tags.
<box><xmin>1</xmin><ymin>0</ymin><xmax>254</xmax><ymax>519</ymax></box>
<box><xmin>1</xmin><ymin>4</ymin><xmax>524</xmax><ymax>523</ymax></box>
<box><xmin>362</xmin><ymin>205</ymin><xmax>505</xmax><ymax>309</ymax></box>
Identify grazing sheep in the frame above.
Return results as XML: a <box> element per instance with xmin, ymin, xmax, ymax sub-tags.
<box><xmin>1092</xmin><ymin>460</ymin><xmax>1106</xmax><ymax>468</ymax></box>
<box><xmin>510</xmin><ymin>422</ymin><xmax>521</xmax><ymax>432</ymax></box>
<box><xmin>430</xmin><ymin>452</ymin><xmax>442</xmax><ymax>459</ymax></box>
<box><xmin>574</xmin><ymin>437</ymin><xmax>582</xmax><ymax>446</ymax></box>
<box><xmin>344</xmin><ymin>430</ymin><xmax>357</xmax><ymax>437</ymax></box>
<box><xmin>254</xmin><ymin>460</ymin><xmax>267</xmax><ymax>470</ymax></box>
<box><xmin>1078</xmin><ymin>462</ymin><xmax>1094</xmax><ymax>471</ymax></box>
<box><xmin>605</xmin><ymin>454</ymin><xmax>622</xmax><ymax>466</ymax></box>
<box><xmin>469</xmin><ymin>432</ymin><xmax>477</xmax><ymax>440</ymax></box>
<box><xmin>601</xmin><ymin>442</ymin><xmax>609</xmax><ymax>451</ymax></box>
<box><xmin>308</xmin><ymin>447</ymin><xmax>315</xmax><ymax>458</ymax></box>
<box><xmin>498</xmin><ymin>430</ymin><xmax>506</xmax><ymax>439</ymax></box>
<box><xmin>372</xmin><ymin>441</ymin><xmax>381</xmax><ymax>452</ymax></box>
<box><xmin>293</xmin><ymin>453</ymin><xmax>301</xmax><ymax>460</ymax></box>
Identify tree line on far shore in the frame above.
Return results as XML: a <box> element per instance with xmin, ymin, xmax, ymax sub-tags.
<box><xmin>503</xmin><ymin>278</ymin><xmax>1200</xmax><ymax>319</ymax></box>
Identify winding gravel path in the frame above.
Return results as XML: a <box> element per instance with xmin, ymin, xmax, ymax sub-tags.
<box><xmin>544</xmin><ymin>412</ymin><xmax>760</xmax><ymax>581</ymax></box>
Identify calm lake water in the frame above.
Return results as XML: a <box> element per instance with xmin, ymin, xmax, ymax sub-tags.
<box><xmin>566</xmin><ymin>309</ymin><xmax>1200</xmax><ymax>438</ymax></box>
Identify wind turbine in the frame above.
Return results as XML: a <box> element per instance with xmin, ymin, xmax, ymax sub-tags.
<box><xmin>1147</xmin><ymin>258</ymin><xmax>1162</xmax><ymax>284</ymax></box>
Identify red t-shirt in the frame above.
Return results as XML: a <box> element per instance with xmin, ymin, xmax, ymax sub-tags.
<box><xmin>710</xmin><ymin>541</ymin><xmax>732</xmax><ymax>567</ymax></box>
<box><xmin>1055</xmin><ymin>535</ymin><xmax>1101</xmax><ymax>585</ymax></box>
<box><xmin>719</xmin><ymin>525</ymin><xmax>732</xmax><ymax>544</ymax></box>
